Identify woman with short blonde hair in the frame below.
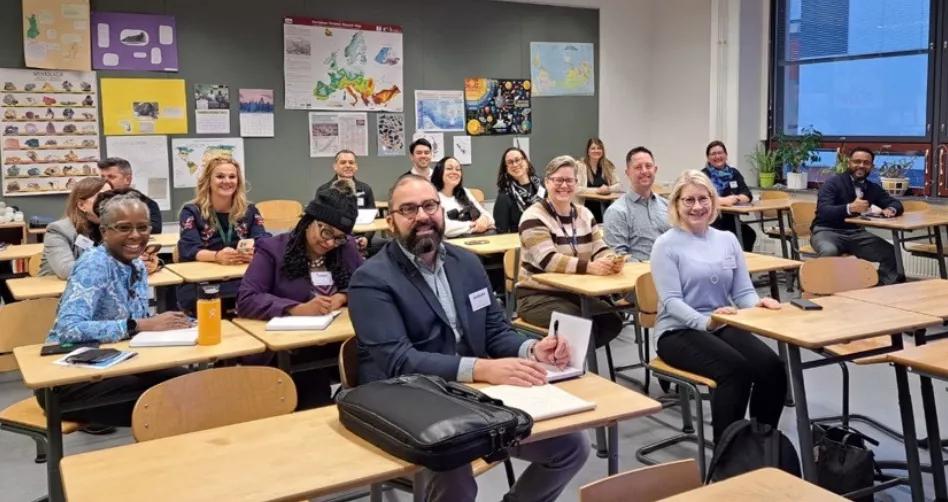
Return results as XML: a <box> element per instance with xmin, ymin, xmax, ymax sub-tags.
<box><xmin>665</xmin><ymin>169</ymin><xmax>720</xmax><ymax>228</ymax></box>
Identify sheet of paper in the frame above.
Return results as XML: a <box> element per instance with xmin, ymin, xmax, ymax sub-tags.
<box><xmin>194</xmin><ymin>83</ymin><xmax>230</xmax><ymax>134</ymax></box>
<box><xmin>376</xmin><ymin>112</ymin><xmax>405</xmax><ymax>156</ymax></box>
<box><xmin>547</xmin><ymin>311</ymin><xmax>592</xmax><ymax>377</ymax></box>
<box><xmin>308</xmin><ymin>112</ymin><xmax>368</xmax><ymax>157</ymax></box>
<box><xmin>453</xmin><ymin>135</ymin><xmax>472</xmax><ymax>165</ymax></box>
<box><xmin>480</xmin><ymin>384</ymin><xmax>596</xmax><ymax>421</ymax></box>
<box><xmin>170</xmin><ymin>137</ymin><xmax>245</xmax><ymax>188</ymax></box>
<box><xmin>415</xmin><ymin>90</ymin><xmax>464</xmax><ymax>132</ymax></box>
<box><xmin>411</xmin><ymin>131</ymin><xmax>444</xmax><ymax>160</ymax></box>
<box><xmin>100</xmin><ymin>78</ymin><xmax>187</xmax><ymax>135</ymax></box>
<box><xmin>357</xmin><ymin>208</ymin><xmax>377</xmax><ymax>225</ymax></box>
<box><xmin>266</xmin><ymin>311</ymin><xmax>341</xmax><ymax>331</ymax></box>
<box><xmin>105</xmin><ymin>135</ymin><xmax>171</xmax><ymax>210</ymax></box>
<box><xmin>22</xmin><ymin>0</ymin><xmax>92</xmax><ymax>71</ymax></box>
<box><xmin>238</xmin><ymin>88</ymin><xmax>274</xmax><ymax>137</ymax></box>
<box><xmin>514</xmin><ymin>137</ymin><xmax>530</xmax><ymax>160</ymax></box>
<box><xmin>91</xmin><ymin>12</ymin><xmax>178</xmax><ymax>72</ymax></box>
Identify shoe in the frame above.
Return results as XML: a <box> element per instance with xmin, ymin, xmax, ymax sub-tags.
<box><xmin>79</xmin><ymin>424</ymin><xmax>117</xmax><ymax>435</ymax></box>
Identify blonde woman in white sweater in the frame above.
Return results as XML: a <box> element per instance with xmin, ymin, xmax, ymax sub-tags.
<box><xmin>431</xmin><ymin>156</ymin><xmax>495</xmax><ymax>238</ymax></box>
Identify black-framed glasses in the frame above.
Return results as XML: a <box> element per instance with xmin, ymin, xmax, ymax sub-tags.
<box><xmin>106</xmin><ymin>223</ymin><xmax>150</xmax><ymax>235</ymax></box>
<box><xmin>505</xmin><ymin>156</ymin><xmax>525</xmax><ymax>166</ymax></box>
<box><xmin>393</xmin><ymin>199</ymin><xmax>441</xmax><ymax>218</ymax></box>
<box><xmin>316</xmin><ymin>222</ymin><xmax>347</xmax><ymax>245</ymax></box>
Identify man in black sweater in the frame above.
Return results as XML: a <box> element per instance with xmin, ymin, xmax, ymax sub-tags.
<box><xmin>98</xmin><ymin>157</ymin><xmax>162</xmax><ymax>234</ymax></box>
<box><xmin>811</xmin><ymin>147</ymin><xmax>903</xmax><ymax>284</ymax></box>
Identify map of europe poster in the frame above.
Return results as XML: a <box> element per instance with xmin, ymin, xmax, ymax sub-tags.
<box><xmin>283</xmin><ymin>17</ymin><xmax>403</xmax><ymax>111</ymax></box>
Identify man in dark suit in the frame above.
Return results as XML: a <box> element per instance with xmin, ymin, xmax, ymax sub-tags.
<box><xmin>812</xmin><ymin>146</ymin><xmax>904</xmax><ymax>284</ymax></box>
<box><xmin>349</xmin><ymin>174</ymin><xmax>588</xmax><ymax>502</ymax></box>
<box><xmin>314</xmin><ymin>149</ymin><xmax>375</xmax><ymax>210</ymax></box>
<box><xmin>97</xmin><ymin>157</ymin><xmax>162</xmax><ymax>234</ymax></box>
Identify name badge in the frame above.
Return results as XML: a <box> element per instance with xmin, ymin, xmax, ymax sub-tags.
<box><xmin>722</xmin><ymin>256</ymin><xmax>737</xmax><ymax>269</ymax></box>
<box><xmin>469</xmin><ymin>288</ymin><xmax>491</xmax><ymax>312</ymax></box>
<box><xmin>729</xmin><ymin>181</ymin><xmax>738</xmax><ymax>189</ymax></box>
<box><xmin>310</xmin><ymin>271</ymin><xmax>334</xmax><ymax>287</ymax></box>
<box><xmin>75</xmin><ymin>234</ymin><xmax>94</xmax><ymax>250</ymax></box>
<box><xmin>357</xmin><ymin>197</ymin><xmax>365</xmax><ymax>206</ymax></box>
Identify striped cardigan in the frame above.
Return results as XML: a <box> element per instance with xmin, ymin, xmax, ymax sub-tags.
<box><xmin>517</xmin><ymin>200</ymin><xmax>612</xmax><ymax>292</ymax></box>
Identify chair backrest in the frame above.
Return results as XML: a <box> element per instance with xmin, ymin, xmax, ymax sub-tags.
<box><xmin>469</xmin><ymin>188</ymin><xmax>486</xmax><ymax>203</ymax></box>
<box><xmin>256</xmin><ymin>199</ymin><xmax>303</xmax><ymax>232</ymax></box>
<box><xmin>901</xmin><ymin>200</ymin><xmax>930</xmax><ymax>213</ymax></box>
<box><xmin>789</xmin><ymin>201</ymin><xmax>817</xmax><ymax>239</ymax></box>
<box><xmin>339</xmin><ymin>336</ymin><xmax>358</xmax><ymax>389</ymax></box>
<box><xmin>579</xmin><ymin>459</ymin><xmax>700</xmax><ymax>502</ymax></box>
<box><xmin>799</xmin><ymin>257</ymin><xmax>878</xmax><ymax>296</ymax></box>
<box><xmin>0</xmin><ymin>297</ymin><xmax>59</xmax><ymax>372</ymax></box>
<box><xmin>131</xmin><ymin>366</ymin><xmax>297</xmax><ymax>442</ymax></box>
<box><xmin>171</xmin><ymin>245</ymin><xmax>180</xmax><ymax>263</ymax></box>
<box><xmin>634</xmin><ymin>272</ymin><xmax>659</xmax><ymax>329</ymax></box>
<box><xmin>503</xmin><ymin>249</ymin><xmax>520</xmax><ymax>293</ymax></box>
<box><xmin>759</xmin><ymin>190</ymin><xmax>790</xmax><ymax>218</ymax></box>
<box><xmin>28</xmin><ymin>253</ymin><xmax>42</xmax><ymax>277</ymax></box>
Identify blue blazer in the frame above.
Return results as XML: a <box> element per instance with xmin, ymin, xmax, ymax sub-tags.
<box><xmin>349</xmin><ymin>241</ymin><xmax>528</xmax><ymax>384</ymax></box>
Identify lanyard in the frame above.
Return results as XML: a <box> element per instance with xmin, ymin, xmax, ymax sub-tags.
<box><xmin>214</xmin><ymin>214</ymin><xmax>234</xmax><ymax>246</ymax></box>
<box><xmin>545</xmin><ymin>200</ymin><xmax>578</xmax><ymax>256</ymax></box>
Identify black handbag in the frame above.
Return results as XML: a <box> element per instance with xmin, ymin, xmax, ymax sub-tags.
<box><xmin>336</xmin><ymin>374</ymin><xmax>533</xmax><ymax>471</ymax></box>
<box><xmin>812</xmin><ymin>424</ymin><xmax>879</xmax><ymax>501</ymax></box>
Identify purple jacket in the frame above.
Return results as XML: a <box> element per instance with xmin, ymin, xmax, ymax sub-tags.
<box><xmin>236</xmin><ymin>232</ymin><xmax>364</xmax><ymax>319</ymax></box>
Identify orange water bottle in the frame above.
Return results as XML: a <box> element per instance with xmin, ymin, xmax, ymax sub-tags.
<box><xmin>197</xmin><ymin>283</ymin><xmax>221</xmax><ymax>345</ymax></box>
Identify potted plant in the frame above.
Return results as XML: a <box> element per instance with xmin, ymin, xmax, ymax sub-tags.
<box><xmin>879</xmin><ymin>158</ymin><xmax>913</xmax><ymax>196</ymax></box>
<box><xmin>746</xmin><ymin>143</ymin><xmax>778</xmax><ymax>188</ymax></box>
<box><xmin>775</xmin><ymin>127</ymin><xmax>822</xmax><ymax>190</ymax></box>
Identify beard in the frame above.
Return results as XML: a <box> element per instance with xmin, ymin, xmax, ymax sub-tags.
<box><xmin>399</xmin><ymin>219</ymin><xmax>444</xmax><ymax>255</ymax></box>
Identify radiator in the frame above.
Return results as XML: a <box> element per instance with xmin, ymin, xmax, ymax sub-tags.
<box><xmin>902</xmin><ymin>251</ymin><xmax>941</xmax><ymax>279</ymax></box>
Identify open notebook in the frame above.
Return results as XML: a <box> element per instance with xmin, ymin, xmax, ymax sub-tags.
<box><xmin>129</xmin><ymin>327</ymin><xmax>198</xmax><ymax>347</ymax></box>
<box><xmin>480</xmin><ymin>384</ymin><xmax>596</xmax><ymax>421</ymax></box>
<box><xmin>356</xmin><ymin>209</ymin><xmax>378</xmax><ymax>225</ymax></box>
<box><xmin>542</xmin><ymin>312</ymin><xmax>592</xmax><ymax>383</ymax></box>
<box><xmin>266</xmin><ymin>311</ymin><xmax>341</xmax><ymax>331</ymax></box>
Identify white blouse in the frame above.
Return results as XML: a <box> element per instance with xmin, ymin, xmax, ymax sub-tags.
<box><xmin>439</xmin><ymin>188</ymin><xmax>494</xmax><ymax>238</ymax></box>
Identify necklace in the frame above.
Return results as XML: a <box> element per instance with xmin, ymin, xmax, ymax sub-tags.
<box><xmin>309</xmin><ymin>255</ymin><xmax>325</xmax><ymax>269</ymax></box>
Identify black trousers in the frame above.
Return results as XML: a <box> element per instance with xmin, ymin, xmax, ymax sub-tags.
<box><xmin>811</xmin><ymin>226</ymin><xmax>902</xmax><ymax>285</ymax></box>
<box><xmin>712</xmin><ymin>214</ymin><xmax>757</xmax><ymax>252</ymax></box>
<box><xmin>34</xmin><ymin>367</ymin><xmax>190</xmax><ymax>427</ymax></box>
<box><xmin>657</xmin><ymin>326</ymin><xmax>786</xmax><ymax>442</ymax></box>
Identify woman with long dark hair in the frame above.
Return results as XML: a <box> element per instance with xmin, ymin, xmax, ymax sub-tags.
<box><xmin>40</xmin><ymin>177</ymin><xmax>112</xmax><ymax>279</ymax></box>
<box><xmin>431</xmin><ymin>156</ymin><xmax>494</xmax><ymax>237</ymax></box>
<box><xmin>493</xmin><ymin>147</ymin><xmax>545</xmax><ymax>233</ymax></box>
<box><xmin>237</xmin><ymin>180</ymin><xmax>363</xmax><ymax>408</ymax></box>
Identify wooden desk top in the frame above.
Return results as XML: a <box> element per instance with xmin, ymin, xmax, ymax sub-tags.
<box><xmin>375</xmin><ymin>200</ymin><xmax>389</xmax><ymax>209</ymax></box>
<box><xmin>148</xmin><ymin>233</ymin><xmax>179</xmax><ymax>248</ymax></box>
<box><xmin>60</xmin><ymin>374</ymin><xmax>659</xmax><ymax>502</ymax></box>
<box><xmin>0</xmin><ymin>242</ymin><xmax>42</xmax><ymax>261</ymax></box>
<box><xmin>659</xmin><ymin>467</ymin><xmax>846</xmax><ymax>501</ymax></box>
<box><xmin>844</xmin><ymin>210</ymin><xmax>948</xmax><ymax>230</ymax></box>
<box><xmin>165</xmin><ymin>262</ymin><xmax>248</xmax><ymax>283</ymax></box>
<box><xmin>353</xmin><ymin>218</ymin><xmax>388</xmax><ymax>234</ymax></box>
<box><xmin>711</xmin><ymin>295</ymin><xmax>941</xmax><ymax>349</ymax></box>
<box><xmin>7</xmin><ymin>268</ymin><xmax>184</xmax><ymax>300</ymax></box>
<box><xmin>719</xmin><ymin>199</ymin><xmax>792</xmax><ymax>214</ymax></box>
<box><xmin>576</xmin><ymin>191</ymin><xmax>621</xmax><ymax>201</ymax></box>
<box><xmin>532</xmin><ymin>262</ymin><xmax>651</xmax><ymax>296</ymax></box>
<box><xmin>232</xmin><ymin>309</ymin><xmax>355</xmax><ymax>351</ymax></box>
<box><xmin>14</xmin><ymin>321</ymin><xmax>264</xmax><ymax>389</ymax></box>
<box><xmin>743</xmin><ymin>252</ymin><xmax>803</xmax><ymax>273</ymax></box>
<box><xmin>446</xmin><ymin>233</ymin><xmax>521</xmax><ymax>255</ymax></box>
<box><xmin>885</xmin><ymin>340</ymin><xmax>948</xmax><ymax>379</ymax></box>
<box><xmin>836</xmin><ymin>279</ymin><xmax>948</xmax><ymax>320</ymax></box>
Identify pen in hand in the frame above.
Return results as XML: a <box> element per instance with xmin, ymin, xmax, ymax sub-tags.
<box><xmin>552</xmin><ymin>320</ymin><xmax>560</xmax><ymax>366</ymax></box>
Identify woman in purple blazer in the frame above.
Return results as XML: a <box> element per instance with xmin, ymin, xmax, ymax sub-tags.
<box><xmin>237</xmin><ymin>180</ymin><xmax>363</xmax><ymax>408</ymax></box>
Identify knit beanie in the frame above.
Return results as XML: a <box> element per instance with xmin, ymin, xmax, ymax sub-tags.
<box><xmin>306</xmin><ymin>179</ymin><xmax>358</xmax><ymax>234</ymax></box>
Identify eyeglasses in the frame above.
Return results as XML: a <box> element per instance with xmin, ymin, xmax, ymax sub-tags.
<box><xmin>547</xmin><ymin>176</ymin><xmax>578</xmax><ymax>186</ymax></box>
<box><xmin>679</xmin><ymin>196</ymin><xmax>712</xmax><ymax>208</ymax></box>
<box><xmin>443</xmin><ymin>165</ymin><xmax>462</xmax><ymax>172</ymax></box>
<box><xmin>505</xmin><ymin>156</ymin><xmax>524</xmax><ymax>166</ymax></box>
<box><xmin>317</xmin><ymin>223</ymin><xmax>347</xmax><ymax>245</ymax></box>
<box><xmin>106</xmin><ymin>223</ymin><xmax>150</xmax><ymax>234</ymax></box>
<box><xmin>394</xmin><ymin>199</ymin><xmax>441</xmax><ymax>218</ymax></box>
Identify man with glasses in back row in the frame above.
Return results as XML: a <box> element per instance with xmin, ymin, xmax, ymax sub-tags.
<box><xmin>348</xmin><ymin>174</ymin><xmax>589</xmax><ymax>502</ymax></box>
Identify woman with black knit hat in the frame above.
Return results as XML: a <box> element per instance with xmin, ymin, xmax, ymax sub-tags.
<box><xmin>237</xmin><ymin>180</ymin><xmax>364</xmax><ymax>407</ymax></box>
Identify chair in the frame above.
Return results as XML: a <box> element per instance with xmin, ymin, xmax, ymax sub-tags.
<box><xmin>788</xmin><ymin>201</ymin><xmax>818</xmax><ymax>258</ymax></box>
<box><xmin>0</xmin><ymin>298</ymin><xmax>81</xmax><ymax>464</ymax></box>
<box><xmin>633</xmin><ymin>273</ymin><xmax>714</xmax><ymax>476</ymax></box>
<box><xmin>131</xmin><ymin>366</ymin><xmax>297</xmax><ymax>442</ymax></box>
<box><xmin>579</xmin><ymin>459</ymin><xmax>700</xmax><ymax>502</ymax></box>
<box><xmin>257</xmin><ymin>199</ymin><xmax>303</xmax><ymax>233</ymax></box>
<box><xmin>469</xmin><ymin>188</ymin><xmax>486</xmax><ymax>203</ymax></box>
<box><xmin>28</xmin><ymin>252</ymin><xmax>41</xmax><ymax>277</ymax></box>
<box><xmin>798</xmin><ymin>257</ymin><xmax>901</xmax><ymax>440</ymax></box>
<box><xmin>760</xmin><ymin>191</ymin><xmax>792</xmax><ymax>239</ymax></box>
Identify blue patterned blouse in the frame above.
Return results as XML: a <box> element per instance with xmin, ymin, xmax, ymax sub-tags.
<box><xmin>46</xmin><ymin>245</ymin><xmax>150</xmax><ymax>344</ymax></box>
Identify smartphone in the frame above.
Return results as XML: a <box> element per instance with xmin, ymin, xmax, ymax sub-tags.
<box><xmin>790</xmin><ymin>298</ymin><xmax>823</xmax><ymax>311</ymax></box>
<box><xmin>143</xmin><ymin>243</ymin><xmax>162</xmax><ymax>255</ymax></box>
<box><xmin>40</xmin><ymin>341</ymin><xmax>100</xmax><ymax>356</ymax></box>
<box><xmin>237</xmin><ymin>238</ymin><xmax>255</xmax><ymax>254</ymax></box>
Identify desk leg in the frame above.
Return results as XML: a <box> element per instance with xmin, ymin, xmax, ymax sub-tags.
<box><xmin>891</xmin><ymin>229</ymin><xmax>906</xmax><ymax>280</ymax></box>
<box><xmin>412</xmin><ymin>470</ymin><xmax>427</xmax><ymax>502</ymax></box>
<box><xmin>935</xmin><ymin>226</ymin><xmax>947</xmax><ymax>280</ymax></box>
<box><xmin>914</xmin><ymin>332</ymin><xmax>948</xmax><ymax>500</ymax></box>
<box><xmin>607</xmin><ymin>422</ymin><xmax>619</xmax><ymax>475</ymax></box>
<box><xmin>276</xmin><ymin>351</ymin><xmax>292</xmax><ymax>373</ymax></box>
<box><xmin>786</xmin><ymin>346</ymin><xmax>816</xmax><ymax>481</ymax></box>
<box><xmin>369</xmin><ymin>483</ymin><xmax>382</xmax><ymax>502</ymax></box>
<box><xmin>580</xmin><ymin>296</ymin><xmax>609</xmax><ymax>459</ymax></box>
<box><xmin>776</xmin><ymin>209</ymin><xmax>790</xmax><ymax>259</ymax></box>
<box><xmin>44</xmin><ymin>388</ymin><xmax>64</xmax><ymax>502</ymax></box>
<box><xmin>769</xmin><ymin>271</ymin><xmax>794</xmax><ymax>407</ymax></box>
<box><xmin>733</xmin><ymin>216</ymin><xmax>744</xmax><ymax>250</ymax></box>
<box><xmin>893</xmin><ymin>352</ymin><xmax>925</xmax><ymax>500</ymax></box>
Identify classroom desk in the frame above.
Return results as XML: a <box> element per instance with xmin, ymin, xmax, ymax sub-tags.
<box><xmin>0</xmin><ymin>221</ymin><xmax>28</xmax><ymax>242</ymax></box>
<box><xmin>885</xmin><ymin>340</ymin><xmax>948</xmax><ymax>501</ymax></box>
<box><xmin>148</xmin><ymin>233</ymin><xmax>179</xmax><ymax>248</ymax></box>
<box><xmin>711</xmin><ymin>295</ymin><xmax>942</xmax><ymax>499</ymax></box>
<box><xmin>658</xmin><ymin>467</ymin><xmax>847</xmax><ymax>501</ymax></box>
<box><xmin>232</xmin><ymin>309</ymin><xmax>355</xmax><ymax>372</ymax></box>
<box><xmin>720</xmin><ymin>199</ymin><xmax>793</xmax><ymax>258</ymax></box>
<box><xmin>844</xmin><ymin>210</ymin><xmax>948</xmax><ymax>279</ymax></box>
<box><xmin>0</xmin><ymin>242</ymin><xmax>42</xmax><ymax>261</ymax></box>
<box><xmin>836</xmin><ymin>278</ymin><xmax>948</xmax><ymax>319</ymax></box>
<box><xmin>446</xmin><ymin>232</ymin><xmax>521</xmax><ymax>255</ymax></box>
<box><xmin>14</xmin><ymin>321</ymin><xmax>265</xmax><ymax>502</ymax></box>
<box><xmin>576</xmin><ymin>191</ymin><xmax>621</xmax><ymax>201</ymax></box>
<box><xmin>165</xmin><ymin>261</ymin><xmax>248</xmax><ymax>283</ymax></box>
<box><xmin>7</xmin><ymin>268</ymin><xmax>183</xmax><ymax>300</ymax></box>
<box><xmin>59</xmin><ymin>374</ymin><xmax>660</xmax><ymax>502</ymax></box>
<box><xmin>353</xmin><ymin>218</ymin><xmax>388</xmax><ymax>234</ymax></box>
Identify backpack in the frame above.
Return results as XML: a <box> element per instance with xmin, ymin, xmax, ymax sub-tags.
<box><xmin>705</xmin><ymin>419</ymin><xmax>801</xmax><ymax>483</ymax></box>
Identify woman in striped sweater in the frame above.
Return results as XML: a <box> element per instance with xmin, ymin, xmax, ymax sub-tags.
<box><xmin>516</xmin><ymin>155</ymin><xmax>624</xmax><ymax>348</ymax></box>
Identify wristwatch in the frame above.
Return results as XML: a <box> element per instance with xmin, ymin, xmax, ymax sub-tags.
<box><xmin>126</xmin><ymin>317</ymin><xmax>138</xmax><ymax>336</ymax></box>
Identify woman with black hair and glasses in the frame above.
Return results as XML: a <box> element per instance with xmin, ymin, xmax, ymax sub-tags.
<box><xmin>431</xmin><ymin>156</ymin><xmax>494</xmax><ymax>237</ymax></box>
<box><xmin>237</xmin><ymin>180</ymin><xmax>364</xmax><ymax>408</ymax></box>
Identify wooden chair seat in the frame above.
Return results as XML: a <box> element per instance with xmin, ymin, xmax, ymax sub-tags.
<box><xmin>511</xmin><ymin>318</ymin><xmax>547</xmax><ymax>336</ymax></box>
<box><xmin>0</xmin><ymin>398</ymin><xmax>80</xmax><ymax>434</ymax></box>
<box><xmin>906</xmin><ymin>243</ymin><xmax>948</xmax><ymax>256</ymax></box>
<box><xmin>764</xmin><ymin>226</ymin><xmax>792</xmax><ymax>238</ymax></box>
<box><xmin>649</xmin><ymin>358</ymin><xmax>717</xmax><ymax>389</ymax></box>
<box><xmin>799</xmin><ymin>244</ymin><xmax>816</xmax><ymax>255</ymax></box>
<box><xmin>823</xmin><ymin>335</ymin><xmax>892</xmax><ymax>365</ymax></box>
<box><xmin>472</xmin><ymin>458</ymin><xmax>500</xmax><ymax>476</ymax></box>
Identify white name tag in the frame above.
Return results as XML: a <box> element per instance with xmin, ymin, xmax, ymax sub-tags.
<box><xmin>722</xmin><ymin>256</ymin><xmax>737</xmax><ymax>269</ymax></box>
<box><xmin>357</xmin><ymin>197</ymin><xmax>365</xmax><ymax>206</ymax></box>
<box><xmin>469</xmin><ymin>288</ymin><xmax>491</xmax><ymax>312</ymax></box>
<box><xmin>729</xmin><ymin>181</ymin><xmax>738</xmax><ymax>189</ymax></box>
<box><xmin>310</xmin><ymin>271</ymin><xmax>334</xmax><ymax>287</ymax></box>
<box><xmin>75</xmin><ymin>234</ymin><xmax>94</xmax><ymax>250</ymax></box>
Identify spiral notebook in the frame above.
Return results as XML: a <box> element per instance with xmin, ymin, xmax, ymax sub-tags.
<box><xmin>265</xmin><ymin>311</ymin><xmax>341</xmax><ymax>331</ymax></box>
<box><xmin>480</xmin><ymin>384</ymin><xmax>596</xmax><ymax>421</ymax></box>
<box><xmin>542</xmin><ymin>312</ymin><xmax>592</xmax><ymax>383</ymax></box>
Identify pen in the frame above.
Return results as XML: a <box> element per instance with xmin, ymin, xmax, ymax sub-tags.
<box><xmin>552</xmin><ymin>319</ymin><xmax>560</xmax><ymax>365</ymax></box>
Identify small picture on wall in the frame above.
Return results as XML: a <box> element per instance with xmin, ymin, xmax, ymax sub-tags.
<box><xmin>133</xmin><ymin>101</ymin><xmax>159</xmax><ymax>119</ymax></box>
